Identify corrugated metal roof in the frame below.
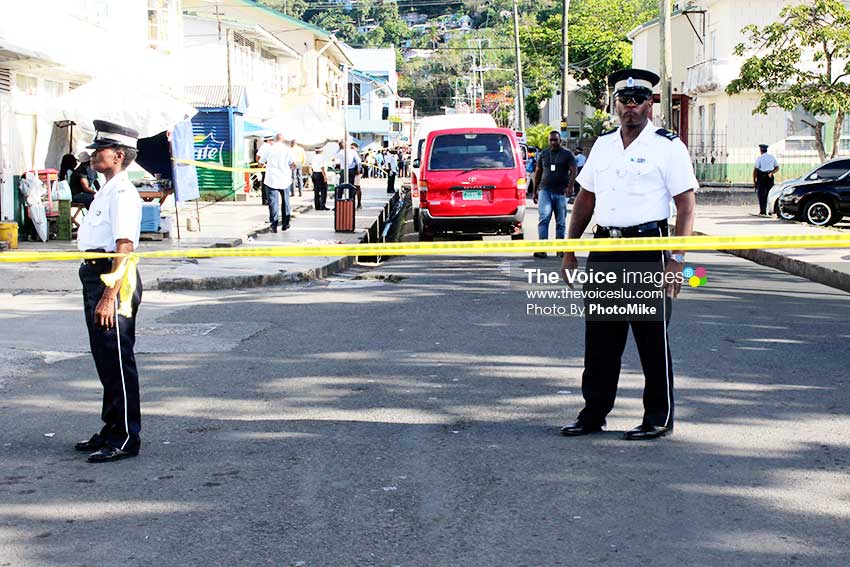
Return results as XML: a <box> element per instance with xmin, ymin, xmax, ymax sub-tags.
<box><xmin>185</xmin><ymin>85</ymin><xmax>247</xmax><ymax>109</ymax></box>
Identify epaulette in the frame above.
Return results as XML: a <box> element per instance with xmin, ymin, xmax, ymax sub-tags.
<box><xmin>599</xmin><ymin>128</ymin><xmax>618</xmax><ymax>137</ymax></box>
<box><xmin>655</xmin><ymin>128</ymin><xmax>678</xmax><ymax>141</ymax></box>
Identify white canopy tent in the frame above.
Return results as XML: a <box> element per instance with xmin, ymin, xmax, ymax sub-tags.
<box><xmin>262</xmin><ymin>104</ymin><xmax>344</xmax><ymax>149</ymax></box>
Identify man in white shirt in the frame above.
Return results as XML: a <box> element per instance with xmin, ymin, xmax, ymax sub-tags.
<box><xmin>74</xmin><ymin>120</ymin><xmax>144</xmax><ymax>463</ymax></box>
<box><xmin>261</xmin><ymin>133</ymin><xmax>295</xmax><ymax>232</ymax></box>
<box><xmin>386</xmin><ymin>150</ymin><xmax>399</xmax><ymax>194</ymax></box>
<box><xmin>560</xmin><ymin>68</ymin><xmax>698</xmax><ymax>442</ymax></box>
<box><xmin>310</xmin><ymin>147</ymin><xmax>329</xmax><ymax>210</ymax></box>
<box><xmin>754</xmin><ymin>144</ymin><xmax>780</xmax><ymax>215</ymax></box>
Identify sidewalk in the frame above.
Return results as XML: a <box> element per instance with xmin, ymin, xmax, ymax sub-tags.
<box><xmin>692</xmin><ymin>205</ymin><xmax>850</xmax><ymax>292</ymax></box>
<box><xmin>0</xmin><ymin>178</ymin><xmax>399</xmax><ymax>293</ymax></box>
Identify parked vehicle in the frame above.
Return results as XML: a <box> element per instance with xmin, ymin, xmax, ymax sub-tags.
<box><xmin>410</xmin><ymin>113</ymin><xmax>497</xmax><ymax>231</ymax></box>
<box><xmin>777</xmin><ymin>158</ymin><xmax>850</xmax><ymax>226</ymax></box>
<box><xmin>416</xmin><ymin>127</ymin><xmax>526</xmax><ymax>240</ymax></box>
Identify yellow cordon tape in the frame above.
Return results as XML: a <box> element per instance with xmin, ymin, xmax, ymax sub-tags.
<box><xmin>1</xmin><ymin>234</ymin><xmax>849</xmax><ymax>265</ymax></box>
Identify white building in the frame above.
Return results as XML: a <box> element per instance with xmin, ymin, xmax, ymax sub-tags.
<box><xmin>630</xmin><ymin>0</ymin><xmax>850</xmax><ymax>183</ymax></box>
<box><xmin>0</xmin><ymin>0</ymin><xmax>180</xmax><ymax>221</ymax></box>
<box><xmin>346</xmin><ymin>48</ymin><xmax>399</xmax><ymax>148</ymax></box>
<box><xmin>538</xmin><ymin>76</ymin><xmax>596</xmax><ymax>140</ymax></box>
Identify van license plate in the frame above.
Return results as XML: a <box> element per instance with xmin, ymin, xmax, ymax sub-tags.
<box><xmin>462</xmin><ymin>190</ymin><xmax>483</xmax><ymax>200</ymax></box>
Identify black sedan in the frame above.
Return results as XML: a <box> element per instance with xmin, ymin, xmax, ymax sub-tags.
<box><xmin>777</xmin><ymin>158</ymin><xmax>850</xmax><ymax>226</ymax></box>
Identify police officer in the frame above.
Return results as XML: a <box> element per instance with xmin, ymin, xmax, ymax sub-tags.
<box><xmin>754</xmin><ymin>143</ymin><xmax>779</xmax><ymax>215</ymax></box>
<box><xmin>559</xmin><ymin>69</ymin><xmax>698</xmax><ymax>441</ymax></box>
<box><xmin>74</xmin><ymin>120</ymin><xmax>144</xmax><ymax>463</ymax></box>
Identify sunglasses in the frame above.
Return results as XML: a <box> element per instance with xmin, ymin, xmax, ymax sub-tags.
<box><xmin>617</xmin><ymin>94</ymin><xmax>650</xmax><ymax>105</ymax></box>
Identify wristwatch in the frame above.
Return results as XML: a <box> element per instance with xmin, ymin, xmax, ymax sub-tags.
<box><xmin>670</xmin><ymin>253</ymin><xmax>685</xmax><ymax>263</ymax></box>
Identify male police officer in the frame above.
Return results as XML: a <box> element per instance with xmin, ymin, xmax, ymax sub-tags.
<box><xmin>75</xmin><ymin>120</ymin><xmax>144</xmax><ymax>462</ymax></box>
<box><xmin>754</xmin><ymin>143</ymin><xmax>779</xmax><ymax>215</ymax></box>
<box><xmin>560</xmin><ymin>69</ymin><xmax>698</xmax><ymax>441</ymax></box>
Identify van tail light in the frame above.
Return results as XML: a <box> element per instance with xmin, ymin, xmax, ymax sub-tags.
<box><xmin>418</xmin><ymin>180</ymin><xmax>428</xmax><ymax>205</ymax></box>
<box><xmin>517</xmin><ymin>178</ymin><xmax>527</xmax><ymax>200</ymax></box>
<box><xmin>411</xmin><ymin>174</ymin><xmax>419</xmax><ymax>198</ymax></box>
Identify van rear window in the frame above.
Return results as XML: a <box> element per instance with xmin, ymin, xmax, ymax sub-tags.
<box><xmin>428</xmin><ymin>134</ymin><xmax>516</xmax><ymax>170</ymax></box>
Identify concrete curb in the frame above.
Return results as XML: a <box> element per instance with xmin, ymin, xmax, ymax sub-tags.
<box><xmin>694</xmin><ymin>230</ymin><xmax>850</xmax><ymax>293</ymax></box>
<box><xmin>156</xmin><ymin>255</ymin><xmax>356</xmax><ymax>292</ymax></box>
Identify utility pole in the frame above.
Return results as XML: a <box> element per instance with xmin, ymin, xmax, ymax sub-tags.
<box><xmin>561</xmin><ymin>0</ymin><xmax>570</xmax><ymax>138</ymax></box>
<box><xmin>512</xmin><ymin>0</ymin><xmax>526</xmax><ymax>131</ymax></box>
<box><xmin>659</xmin><ymin>0</ymin><xmax>673</xmax><ymax>130</ymax></box>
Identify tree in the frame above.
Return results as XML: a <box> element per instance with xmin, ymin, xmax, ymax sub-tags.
<box><xmin>526</xmin><ymin>123</ymin><xmax>553</xmax><ymax>149</ymax></box>
<box><xmin>581</xmin><ymin>109</ymin><xmax>612</xmax><ymax>138</ymax></box>
<box><xmin>310</xmin><ymin>8</ymin><xmax>358</xmax><ymax>42</ymax></box>
<box><xmin>519</xmin><ymin>0</ymin><xmax>657</xmax><ymax>114</ymax></box>
<box><xmin>260</xmin><ymin>0</ymin><xmax>308</xmax><ymax>19</ymax></box>
<box><xmin>726</xmin><ymin>0</ymin><xmax>850</xmax><ymax>161</ymax></box>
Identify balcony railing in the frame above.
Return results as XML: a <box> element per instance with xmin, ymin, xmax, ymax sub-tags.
<box><xmin>685</xmin><ymin>58</ymin><xmax>737</xmax><ymax>96</ymax></box>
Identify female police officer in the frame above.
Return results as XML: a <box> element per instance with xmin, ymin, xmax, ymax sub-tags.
<box><xmin>74</xmin><ymin>120</ymin><xmax>144</xmax><ymax>463</ymax></box>
<box><xmin>559</xmin><ymin>69</ymin><xmax>698</xmax><ymax>441</ymax></box>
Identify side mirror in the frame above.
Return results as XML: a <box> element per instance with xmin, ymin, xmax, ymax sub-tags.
<box><xmin>413</xmin><ymin>158</ymin><xmax>420</xmax><ymax>168</ymax></box>
<box><xmin>809</xmin><ymin>173</ymin><xmax>819</xmax><ymax>180</ymax></box>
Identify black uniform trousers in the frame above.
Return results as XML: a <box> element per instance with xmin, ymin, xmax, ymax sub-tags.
<box><xmin>387</xmin><ymin>172</ymin><xmax>396</xmax><ymax>193</ymax></box>
<box><xmin>577</xmin><ymin>226</ymin><xmax>675</xmax><ymax>429</ymax></box>
<box><xmin>312</xmin><ymin>172</ymin><xmax>328</xmax><ymax>210</ymax></box>
<box><xmin>756</xmin><ymin>171</ymin><xmax>774</xmax><ymax>214</ymax></box>
<box><xmin>79</xmin><ymin>258</ymin><xmax>143</xmax><ymax>453</ymax></box>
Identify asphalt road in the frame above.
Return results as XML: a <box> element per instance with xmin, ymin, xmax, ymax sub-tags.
<box><xmin>1</xmin><ymin>243</ymin><xmax>849</xmax><ymax>566</ymax></box>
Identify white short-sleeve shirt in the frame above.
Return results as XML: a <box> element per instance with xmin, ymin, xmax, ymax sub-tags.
<box><xmin>77</xmin><ymin>170</ymin><xmax>142</xmax><ymax>252</ymax></box>
<box><xmin>576</xmin><ymin>121</ymin><xmax>698</xmax><ymax>227</ymax></box>
<box><xmin>263</xmin><ymin>144</ymin><xmax>294</xmax><ymax>190</ymax></box>
<box><xmin>310</xmin><ymin>153</ymin><xmax>326</xmax><ymax>172</ymax></box>
<box><xmin>754</xmin><ymin>153</ymin><xmax>779</xmax><ymax>172</ymax></box>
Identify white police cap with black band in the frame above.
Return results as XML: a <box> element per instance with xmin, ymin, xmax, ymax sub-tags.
<box><xmin>87</xmin><ymin>119</ymin><xmax>139</xmax><ymax>150</ymax></box>
<box><xmin>609</xmin><ymin>68</ymin><xmax>661</xmax><ymax>96</ymax></box>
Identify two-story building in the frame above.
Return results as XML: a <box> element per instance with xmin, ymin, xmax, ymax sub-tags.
<box><xmin>346</xmin><ymin>48</ymin><xmax>399</xmax><ymax>149</ymax></box>
<box><xmin>630</xmin><ymin>0</ymin><xmax>850</xmax><ymax>183</ymax></box>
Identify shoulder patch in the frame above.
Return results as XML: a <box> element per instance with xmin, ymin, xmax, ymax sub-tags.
<box><xmin>655</xmin><ymin>128</ymin><xmax>678</xmax><ymax>141</ymax></box>
<box><xmin>599</xmin><ymin>128</ymin><xmax>618</xmax><ymax>137</ymax></box>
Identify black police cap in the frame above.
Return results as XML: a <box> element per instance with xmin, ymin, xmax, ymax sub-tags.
<box><xmin>87</xmin><ymin>119</ymin><xmax>139</xmax><ymax>150</ymax></box>
<box><xmin>609</xmin><ymin>68</ymin><xmax>661</xmax><ymax>96</ymax></box>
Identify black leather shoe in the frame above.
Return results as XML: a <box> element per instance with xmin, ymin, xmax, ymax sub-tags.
<box><xmin>87</xmin><ymin>446</ymin><xmax>139</xmax><ymax>463</ymax></box>
<box><xmin>74</xmin><ymin>433</ymin><xmax>106</xmax><ymax>452</ymax></box>
<box><xmin>624</xmin><ymin>424</ymin><xmax>672</xmax><ymax>440</ymax></box>
<box><xmin>533</xmin><ymin>252</ymin><xmax>547</xmax><ymax>259</ymax></box>
<box><xmin>560</xmin><ymin>420</ymin><xmax>604</xmax><ymax>436</ymax></box>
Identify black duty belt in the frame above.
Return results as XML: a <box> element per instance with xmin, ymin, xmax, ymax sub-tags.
<box><xmin>82</xmin><ymin>249</ymin><xmax>111</xmax><ymax>266</ymax></box>
<box><xmin>594</xmin><ymin>220</ymin><xmax>667</xmax><ymax>238</ymax></box>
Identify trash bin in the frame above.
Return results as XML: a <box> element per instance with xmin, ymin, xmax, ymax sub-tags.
<box><xmin>334</xmin><ymin>183</ymin><xmax>356</xmax><ymax>232</ymax></box>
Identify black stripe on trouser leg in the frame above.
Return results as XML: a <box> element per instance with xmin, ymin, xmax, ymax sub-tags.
<box><xmin>79</xmin><ymin>262</ymin><xmax>142</xmax><ymax>452</ymax></box>
<box><xmin>578</xmin><ymin>317</ymin><xmax>630</xmax><ymax>426</ymax></box>
<box><xmin>631</xmin><ymin>297</ymin><xmax>674</xmax><ymax>427</ymax></box>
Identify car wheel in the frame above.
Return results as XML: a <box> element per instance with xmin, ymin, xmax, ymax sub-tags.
<box><xmin>803</xmin><ymin>199</ymin><xmax>838</xmax><ymax>226</ymax></box>
<box><xmin>419</xmin><ymin>222</ymin><xmax>434</xmax><ymax>241</ymax></box>
<box><xmin>774</xmin><ymin>201</ymin><xmax>797</xmax><ymax>221</ymax></box>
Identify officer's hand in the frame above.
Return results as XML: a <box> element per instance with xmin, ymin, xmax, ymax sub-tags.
<box><xmin>561</xmin><ymin>252</ymin><xmax>579</xmax><ymax>289</ymax></box>
<box><xmin>663</xmin><ymin>260</ymin><xmax>683</xmax><ymax>299</ymax></box>
<box><xmin>95</xmin><ymin>295</ymin><xmax>116</xmax><ymax>329</ymax></box>
<box><xmin>532</xmin><ymin>193</ymin><xmax>538</xmax><ymax>205</ymax></box>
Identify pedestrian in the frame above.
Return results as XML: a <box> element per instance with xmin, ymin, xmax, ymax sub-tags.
<box><xmin>261</xmin><ymin>133</ymin><xmax>296</xmax><ymax>232</ymax></box>
<box><xmin>753</xmin><ymin>143</ymin><xmax>779</xmax><ymax>215</ymax></box>
<box><xmin>386</xmin><ymin>150</ymin><xmax>399</xmax><ymax>194</ymax></box>
<box><xmin>560</xmin><ymin>68</ymin><xmax>698</xmax><ymax>441</ymax></box>
<box><xmin>311</xmin><ymin>147</ymin><xmax>329</xmax><ymax>210</ymax></box>
<box><xmin>532</xmin><ymin>131</ymin><xmax>577</xmax><ymax>258</ymax></box>
<box><xmin>256</xmin><ymin>134</ymin><xmax>274</xmax><ymax>205</ymax></box>
<box><xmin>70</xmin><ymin>151</ymin><xmax>100</xmax><ymax>209</ymax></box>
<box><xmin>375</xmin><ymin>149</ymin><xmax>385</xmax><ymax>178</ymax></box>
<box><xmin>74</xmin><ymin>120</ymin><xmax>144</xmax><ymax>463</ymax></box>
<box><xmin>290</xmin><ymin>139</ymin><xmax>306</xmax><ymax>197</ymax></box>
<box><xmin>571</xmin><ymin>146</ymin><xmax>587</xmax><ymax>204</ymax></box>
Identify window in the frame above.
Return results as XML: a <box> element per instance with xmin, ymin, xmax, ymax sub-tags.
<box><xmin>43</xmin><ymin>80</ymin><xmax>64</xmax><ymax>98</ymax></box>
<box><xmin>709</xmin><ymin>30</ymin><xmax>718</xmax><ymax>60</ymax></box>
<box><xmin>428</xmin><ymin>133</ymin><xmax>516</xmax><ymax>170</ymax></box>
<box><xmin>348</xmin><ymin>83</ymin><xmax>361</xmax><ymax>106</ymax></box>
<box><xmin>810</xmin><ymin>160</ymin><xmax>850</xmax><ymax>180</ymax></box>
<box><xmin>785</xmin><ymin>107</ymin><xmax>819</xmax><ymax>153</ymax></box>
<box><xmin>15</xmin><ymin>74</ymin><xmax>37</xmax><ymax>96</ymax></box>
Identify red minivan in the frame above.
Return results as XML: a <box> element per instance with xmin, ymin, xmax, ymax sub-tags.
<box><xmin>417</xmin><ymin>127</ymin><xmax>526</xmax><ymax>240</ymax></box>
